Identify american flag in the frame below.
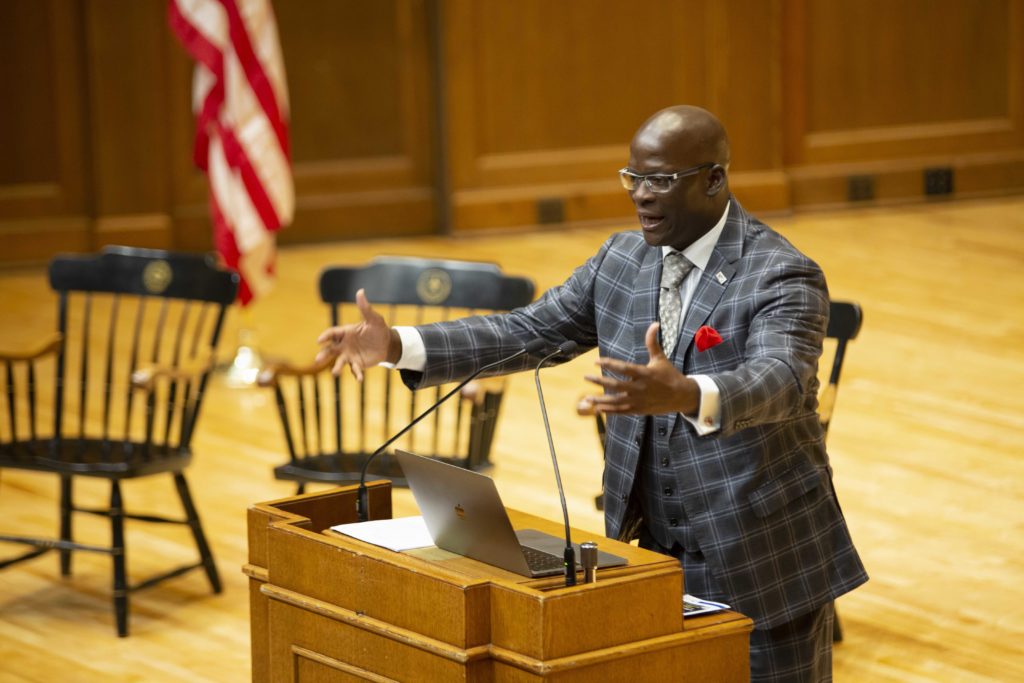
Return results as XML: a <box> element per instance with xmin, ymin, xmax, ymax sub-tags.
<box><xmin>169</xmin><ymin>0</ymin><xmax>294</xmax><ymax>305</ymax></box>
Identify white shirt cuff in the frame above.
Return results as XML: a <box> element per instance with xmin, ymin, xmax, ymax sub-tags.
<box><xmin>683</xmin><ymin>374</ymin><xmax>721</xmax><ymax>435</ymax></box>
<box><xmin>383</xmin><ymin>326</ymin><xmax>426</xmax><ymax>371</ymax></box>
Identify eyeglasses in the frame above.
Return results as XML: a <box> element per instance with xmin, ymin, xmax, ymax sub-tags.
<box><xmin>618</xmin><ymin>163</ymin><xmax>716</xmax><ymax>193</ymax></box>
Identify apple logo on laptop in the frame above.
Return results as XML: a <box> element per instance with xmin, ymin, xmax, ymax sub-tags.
<box><xmin>454</xmin><ymin>504</ymin><xmax>465</xmax><ymax>519</ymax></box>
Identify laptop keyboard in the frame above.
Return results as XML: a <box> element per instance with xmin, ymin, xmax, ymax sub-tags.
<box><xmin>521</xmin><ymin>545</ymin><xmax>564</xmax><ymax>573</ymax></box>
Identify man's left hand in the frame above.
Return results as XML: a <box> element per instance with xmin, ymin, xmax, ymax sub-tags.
<box><xmin>582</xmin><ymin>322</ymin><xmax>700</xmax><ymax>416</ymax></box>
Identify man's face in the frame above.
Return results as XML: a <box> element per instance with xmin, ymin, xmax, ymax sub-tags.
<box><xmin>626</xmin><ymin>128</ymin><xmax>719</xmax><ymax>251</ymax></box>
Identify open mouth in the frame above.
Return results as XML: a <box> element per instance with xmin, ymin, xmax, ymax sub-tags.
<box><xmin>638</xmin><ymin>214</ymin><xmax>664</xmax><ymax>230</ymax></box>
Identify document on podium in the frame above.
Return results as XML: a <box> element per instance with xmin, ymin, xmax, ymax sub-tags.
<box><xmin>683</xmin><ymin>594</ymin><xmax>731</xmax><ymax>617</ymax></box>
<box><xmin>330</xmin><ymin>515</ymin><xmax>435</xmax><ymax>552</ymax></box>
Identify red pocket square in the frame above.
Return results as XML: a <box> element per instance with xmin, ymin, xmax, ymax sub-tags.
<box><xmin>695</xmin><ymin>325</ymin><xmax>723</xmax><ymax>352</ymax></box>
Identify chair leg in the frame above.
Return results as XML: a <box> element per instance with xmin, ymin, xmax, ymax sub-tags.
<box><xmin>59</xmin><ymin>475</ymin><xmax>73</xmax><ymax>576</ymax></box>
<box><xmin>833</xmin><ymin>606</ymin><xmax>844</xmax><ymax>642</ymax></box>
<box><xmin>173</xmin><ymin>472</ymin><xmax>222</xmax><ymax>594</ymax></box>
<box><xmin>110</xmin><ymin>481</ymin><xmax>129</xmax><ymax>637</ymax></box>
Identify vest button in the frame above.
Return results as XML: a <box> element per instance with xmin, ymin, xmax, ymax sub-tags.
<box><xmin>663</xmin><ymin>486</ymin><xmax>673</xmax><ymax>495</ymax></box>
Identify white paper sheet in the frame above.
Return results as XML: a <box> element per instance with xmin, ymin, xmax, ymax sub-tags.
<box><xmin>683</xmin><ymin>593</ymin><xmax>731</xmax><ymax>617</ymax></box>
<box><xmin>330</xmin><ymin>515</ymin><xmax>435</xmax><ymax>552</ymax></box>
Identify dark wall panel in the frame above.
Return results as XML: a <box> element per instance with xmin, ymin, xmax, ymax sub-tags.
<box><xmin>1</xmin><ymin>0</ymin><xmax>1022</xmax><ymax>263</ymax></box>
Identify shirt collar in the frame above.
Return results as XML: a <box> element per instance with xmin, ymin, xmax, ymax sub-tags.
<box><xmin>661</xmin><ymin>200</ymin><xmax>730</xmax><ymax>272</ymax></box>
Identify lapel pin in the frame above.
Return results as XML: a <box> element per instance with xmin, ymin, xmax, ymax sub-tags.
<box><xmin>715</xmin><ymin>271</ymin><xmax>727</xmax><ymax>284</ymax></box>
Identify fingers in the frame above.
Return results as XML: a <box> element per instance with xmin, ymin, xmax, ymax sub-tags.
<box><xmin>645</xmin><ymin>322</ymin><xmax>666</xmax><ymax>362</ymax></box>
<box><xmin>317</xmin><ymin>326</ymin><xmax>344</xmax><ymax>346</ymax></box>
<box><xmin>355</xmin><ymin>288</ymin><xmax>382</xmax><ymax>324</ymax></box>
<box><xmin>330</xmin><ymin>353</ymin><xmax>366</xmax><ymax>382</ymax></box>
<box><xmin>585</xmin><ymin>372</ymin><xmax>635</xmax><ymax>392</ymax></box>
<box><xmin>576</xmin><ymin>396</ymin><xmax>596</xmax><ymax>416</ymax></box>
<box><xmin>584</xmin><ymin>392</ymin><xmax>634</xmax><ymax>414</ymax></box>
<box><xmin>349</xmin><ymin>362</ymin><xmax>364</xmax><ymax>383</ymax></box>
<box><xmin>584</xmin><ymin>360</ymin><xmax>640</xmax><ymax>414</ymax></box>
<box><xmin>594</xmin><ymin>356</ymin><xmax>642</xmax><ymax>377</ymax></box>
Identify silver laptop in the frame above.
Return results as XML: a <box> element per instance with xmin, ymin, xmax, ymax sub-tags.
<box><xmin>395</xmin><ymin>449</ymin><xmax>626</xmax><ymax>578</ymax></box>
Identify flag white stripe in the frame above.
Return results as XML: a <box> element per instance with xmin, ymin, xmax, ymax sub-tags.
<box><xmin>223</xmin><ymin>51</ymin><xmax>294</xmax><ymax>223</ymax></box>
<box><xmin>175</xmin><ymin>0</ymin><xmax>227</xmax><ymax>53</ymax></box>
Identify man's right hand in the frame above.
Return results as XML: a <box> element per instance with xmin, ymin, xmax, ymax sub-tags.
<box><xmin>315</xmin><ymin>289</ymin><xmax>401</xmax><ymax>381</ymax></box>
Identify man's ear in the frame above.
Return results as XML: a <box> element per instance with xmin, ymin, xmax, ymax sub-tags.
<box><xmin>706</xmin><ymin>164</ymin><xmax>726</xmax><ymax>196</ymax></box>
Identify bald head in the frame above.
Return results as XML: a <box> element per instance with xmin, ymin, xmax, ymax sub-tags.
<box><xmin>625</xmin><ymin>106</ymin><xmax>732</xmax><ymax>251</ymax></box>
<box><xmin>636</xmin><ymin>105</ymin><xmax>730</xmax><ymax>169</ymax></box>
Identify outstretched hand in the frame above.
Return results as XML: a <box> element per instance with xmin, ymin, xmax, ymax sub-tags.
<box><xmin>315</xmin><ymin>289</ymin><xmax>396</xmax><ymax>381</ymax></box>
<box><xmin>581</xmin><ymin>322</ymin><xmax>699</xmax><ymax>416</ymax></box>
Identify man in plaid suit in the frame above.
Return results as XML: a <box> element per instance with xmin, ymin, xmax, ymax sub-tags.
<box><xmin>319</xmin><ymin>105</ymin><xmax>867</xmax><ymax>682</ymax></box>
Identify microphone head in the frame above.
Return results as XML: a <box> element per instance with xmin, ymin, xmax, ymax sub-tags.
<box><xmin>524</xmin><ymin>338</ymin><xmax>547</xmax><ymax>354</ymax></box>
<box><xmin>558</xmin><ymin>340</ymin><xmax>578</xmax><ymax>355</ymax></box>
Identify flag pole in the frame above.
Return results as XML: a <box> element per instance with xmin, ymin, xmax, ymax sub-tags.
<box><xmin>222</xmin><ymin>305</ymin><xmax>264</xmax><ymax>387</ymax></box>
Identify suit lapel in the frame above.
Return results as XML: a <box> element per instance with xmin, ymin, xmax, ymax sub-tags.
<box><xmin>675</xmin><ymin>202</ymin><xmax>745</xmax><ymax>361</ymax></box>
<box><xmin>631</xmin><ymin>247</ymin><xmax>662</xmax><ymax>364</ymax></box>
<box><xmin>664</xmin><ymin>203</ymin><xmax>746</xmax><ymax>434</ymax></box>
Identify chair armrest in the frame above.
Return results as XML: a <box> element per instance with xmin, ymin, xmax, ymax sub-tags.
<box><xmin>256</xmin><ymin>356</ymin><xmax>333</xmax><ymax>388</ymax></box>
<box><xmin>131</xmin><ymin>354</ymin><xmax>215</xmax><ymax>391</ymax></box>
<box><xmin>0</xmin><ymin>333</ymin><xmax>63</xmax><ymax>361</ymax></box>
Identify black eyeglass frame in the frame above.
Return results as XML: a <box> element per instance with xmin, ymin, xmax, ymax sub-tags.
<box><xmin>618</xmin><ymin>162</ymin><xmax>717</xmax><ymax>193</ymax></box>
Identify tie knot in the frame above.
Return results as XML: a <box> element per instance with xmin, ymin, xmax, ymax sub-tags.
<box><xmin>662</xmin><ymin>252</ymin><xmax>692</xmax><ymax>289</ymax></box>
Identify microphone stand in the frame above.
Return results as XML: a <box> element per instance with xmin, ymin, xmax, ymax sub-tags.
<box><xmin>534</xmin><ymin>340</ymin><xmax>579</xmax><ymax>586</ymax></box>
<box><xmin>356</xmin><ymin>337</ymin><xmax>547</xmax><ymax>522</ymax></box>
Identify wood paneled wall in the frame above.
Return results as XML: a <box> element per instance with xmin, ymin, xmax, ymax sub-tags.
<box><xmin>1</xmin><ymin>0</ymin><xmax>1022</xmax><ymax>264</ymax></box>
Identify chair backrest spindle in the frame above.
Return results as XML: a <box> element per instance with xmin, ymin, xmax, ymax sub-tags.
<box><xmin>76</xmin><ymin>293</ymin><xmax>92</xmax><ymax>444</ymax></box>
<box><xmin>100</xmin><ymin>295</ymin><xmax>120</xmax><ymax>447</ymax></box>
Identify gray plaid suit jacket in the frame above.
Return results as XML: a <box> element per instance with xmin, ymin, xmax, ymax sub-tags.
<box><xmin>401</xmin><ymin>199</ymin><xmax>868</xmax><ymax>628</ymax></box>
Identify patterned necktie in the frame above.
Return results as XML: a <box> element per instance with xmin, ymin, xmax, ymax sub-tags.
<box><xmin>658</xmin><ymin>251</ymin><xmax>694</xmax><ymax>357</ymax></box>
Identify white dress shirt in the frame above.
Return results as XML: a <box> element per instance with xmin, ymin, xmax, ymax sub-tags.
<box><xmin>663</xmin><ymin>202</ymin><xmax>730</xmax><ymax>435</ymax></box>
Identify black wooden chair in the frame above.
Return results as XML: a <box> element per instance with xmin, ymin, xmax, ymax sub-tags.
<box><xmin>816</xmin><ymin>300</ymin><xmax>863</xmax><ymax>643</ymax></box>
<box><xmin>816</xmin><ymin>301</ymin><xmax>863</xmax><ymax>439</ymax></box>
<box><xmin>0</xmin><ymin>246</ymin><xmax>238</xmax><ymax>636</ymax></box>
<box><xmin>258</xmin><ymin>256</ymin><xmax>535</xmax><ymax>492</ymax></box>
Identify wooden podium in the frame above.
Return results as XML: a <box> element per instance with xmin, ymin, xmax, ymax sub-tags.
<box><xmin>246</xmin><ymin>482</ymin><xmax>753</xmax><ymax>681</ymax></box>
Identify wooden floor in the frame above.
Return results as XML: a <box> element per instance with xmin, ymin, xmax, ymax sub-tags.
<box><xmin>0</xmin><ymin>196</ymin><xmax>1022</xmax><ymax>682</ymax></box>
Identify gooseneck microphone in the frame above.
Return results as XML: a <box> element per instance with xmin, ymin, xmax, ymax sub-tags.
<box><xmin>356</xmin><ymin>337</ymin><xmax>547</xmax><ymax>522</ymax></box>
<box><xmin>533</xmin><ymin>340</ymin><xmax>579</xmax><ymax>587</ymax></box>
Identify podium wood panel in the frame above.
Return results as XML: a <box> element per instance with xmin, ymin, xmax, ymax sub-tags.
<box><xmin>246</xmin><ymin>484</ymin><xmax>752</xmax><ymax>682</ymax></box>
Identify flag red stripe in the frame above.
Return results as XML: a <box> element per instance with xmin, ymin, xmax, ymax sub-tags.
<box><xmin>167</xmin><ymin>1</ymin><xmax>224</xmax><ymax>76</ymax></box>
<box><xmin>209</xmin><ymin>187</ymin><xmax>254</xmax><ymax>305</ymax></box>
<box><xmin>168</xmin><ymin>1</ymin><xmax>226</xmax><ymax>170</ymax></box>
<box><xmin>218</xmin><ymin>0</ymin><xmax>290</xmax><ymax>161</ymax></box>
<box><xmin>191</xmin><ymin>79</ymin><xmax>223</xmax><ymax>170</ymax></box>
<box><xmin>216</xmin><ymin>122</ymin><xmax>283</xmax><ymax>232</ymax></box>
